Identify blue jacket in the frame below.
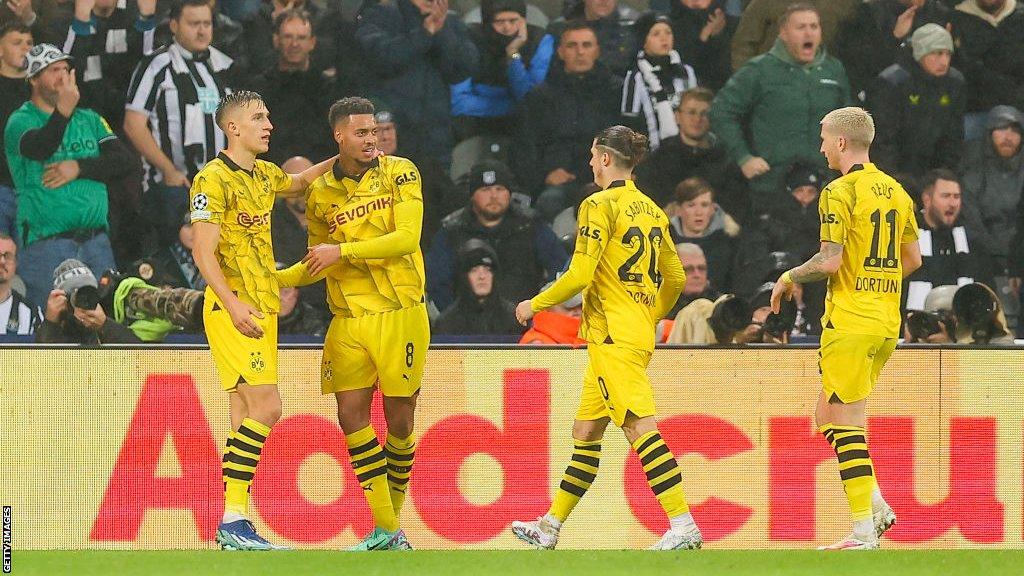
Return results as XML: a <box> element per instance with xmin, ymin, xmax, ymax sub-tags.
<box><xmin>451</xmin><ymin>34</ymin><xmax>555</xmax><ymax>118</ymax></box>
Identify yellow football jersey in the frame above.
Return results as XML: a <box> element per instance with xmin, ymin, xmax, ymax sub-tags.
<box><xmin>189</xmin><ymin>152</ymin><xmax>292</xmax><ymax>313</ymax></box>
<box><xmin>819</xmin><ymin>162</ymin><xmax>918</xmax><ymax>337</ymax></box>
<box><xmin>561</xmin><ymin>180</ymin><xmax>683</xmax><ymax>352</ymax></box>
<box><xmin>305</xmin><ymin>155</ymin><xmax>426</xmax><ymax>318</ymax></box>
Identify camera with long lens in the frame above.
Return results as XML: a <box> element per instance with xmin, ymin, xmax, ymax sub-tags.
<box><xmin>68</xmin><ymin>284</ymin><xmax>100</xmax><ymax>310</ymax></box>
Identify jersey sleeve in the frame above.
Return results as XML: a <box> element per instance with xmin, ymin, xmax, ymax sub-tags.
<box><xmin>92</xmin><ymin>112</ymin><xmax>117</xmax><ymax>144</ymax></box>
<box><xmin>390</xmin><ymin>157</ymin><xmax>423</xmax><ymax>204</ymax></box>
<box><xmin>574</xmin><ymin>196</ymin><xmax>613</xmax><ymax>261</ymax></box>
<box><xmin>261</xmin><ymin>160</ymin><xmax>294</xmax><ymax>194</ymax></box>
<box><xmin>189</xmin><ymin>170</ymin><xmax>226</xmax><ymax>224</ymax></box>
<box><xmin>901</xmin><ymin>196</ymin><xmax>919</xmax><ymax>243</ymax></box>
<box><xmin>819</xmin><ymin>185</ymin><xmax>851</xmax><ymax>245</ymax></box>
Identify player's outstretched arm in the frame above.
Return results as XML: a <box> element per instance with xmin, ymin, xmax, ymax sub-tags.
<box><xmin>280</xmin><ymin>155</ymin><xmax>338</xmax><ymax>197</ymax></box>
<box><xmin>192</xmin><ymin>221</ymin><xmax>265</xmax><ymax>339</ymax></box>
<box><xmin>770</xmin><ymin>241</ymin><xmax>843</xmax><ymax>313</ymax></box>
<box><xmin>274</xmin><ymin>260</ymin><xmax>328</xmax><ymax>288</ymax></box>
<box><xmin>516</xmin><ymin>253</ymin><xmax>598</xmax><ymax>325</ymax></box>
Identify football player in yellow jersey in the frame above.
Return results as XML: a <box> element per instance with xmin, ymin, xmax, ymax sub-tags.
<box><xmin>510</xmin><ymin>126</ymin><xmax>702</xmax><ymax>551</ymax></box>
<box><xmin>771</xmin><ymin>107</ymin><xmax>922</xmax><ymax>551</ymax></box>
<box><xmin>190</xmin><ymin>91</ymin><xmax>335</xmax><ymax>551</ymax></box>
<box><xmin>276</xmin><ymin>97</ymin><xmax>428</xmax><ymax>551</ymax></box>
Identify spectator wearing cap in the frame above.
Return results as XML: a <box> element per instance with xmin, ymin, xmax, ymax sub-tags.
<box><xmin>711</xmin><ymin>4</ymin><xmax>852</xmax><ymax>214</ymax></box>
<box><xmin>356</xmin><ymin>0</ymin><xmax>478</xmax><ymax>166</ymax></box>
<box><xmin>370</xmin><ymin>107</ymin><xmax>461</xmax><ymax>250</ymax></box>
<box><xmin>904</xmin><ymin>283</ymin><xmax>957</xmax><ymax>342</ymax></box>
<box><xmin>634</xmin><ymin>87</ymin><xmax>749</xmax><ymax>221</ymax></box>
<box><xmin>63</xmin><ymin>0</ymin><xmax>157</xmax><ymax>130</ymax></box>
<box><xmin>761</xmin><ymin>164</ymin><xmax>824</xmax><ymax>263</ymax></box>
<box><xmin>425</xmin><ymin>160</ymin><xmax>568</xmax><ymax>312</ymax></box>
<box><xmin>905</xmin><ymin>169</ymin><xmax>992</xmax><ymax>311</ymax></box>
<box><xmin>548</xmin><ymin>0</ymin><xmax>640</xmax><ymax>78</ymax></box>
<box><xmin>0</xmin><ymin>22</ymin><xmax>33</xmax><ymax>241</ymax></box>
<box><xmin>0</xmin><ymin>232</ymin><xmax>41</xmax><ymax>335</ymax></box>
<box><xmin>960</xmin><ymin>105</ymin><xmax>1024</xmax><ymax>315</ymax></box>
<box><xmin>513</xmin><ymin>21</ymin><xmax>624</xmax><ymax>220</ymax></box>
<box><xmin>450</xmin><ymin>0</ymin><xmax>555</xmax><ymax>141</ymax></box>
<box><xmin>667</xmin><ymin>176</ymin><xmax>766</xmax><ymax>298</ymax></box>
<box><xmin>433</xmin><ymin>239</ymin><xmax>524</xmax><ymax>337</ymax></box>
<box><xmin>736</xmin><ymin>280</ymin><xmax>798</xmax><ymax>343</ymax></box>
<box><xmin>245</xmin><ymin>9</ymin><xmax>344</xmax><ymax>165</ymax></box>
<box><xmin>950</xmin><ymin>0</ymin><xmax>1024</xmax><ymax>115</ymax></box>
<box><xmin>621</xmin><ymin>12</ymin><xmax>697</xmax><ymax>150</ymax></box>
<box><xmin>867</xmin><ymin>23</ymin><xmax>964</xmax><ymax>179</ymax></box>
<box><xmin>519</xmin><ymin>278</ymin><xmax>585</xmax><ymax>345</ymax></box>
<box><xmin>667</xmin><ymin>0</ymin><xmax>738</xmax><ymax>91</ymax></box>
<box><xmin>4</xmin><ymin>43</ymin><xmax>133</xmax><ymax>309</ymax></box>
<box><xmin>664</xmin><ymin>242</ymin><xmax>719</xmax><ymax>319</ymax></box>
<box><xmin>35</xmin><ymin>257</ymin><xmax>141</xmax><ymax>343</ymax></box>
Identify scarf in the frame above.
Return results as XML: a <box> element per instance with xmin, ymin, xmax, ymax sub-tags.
<box><xmin>636</xmin><ymin>50</ymin><xmax>688</xmax><ymax>142</ymax></box>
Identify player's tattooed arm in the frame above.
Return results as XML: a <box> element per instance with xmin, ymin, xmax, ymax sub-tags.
<box><xmin>788</xmin><ymin>242</ymin><xmax>844</xmax><ymax>284</ymax></box>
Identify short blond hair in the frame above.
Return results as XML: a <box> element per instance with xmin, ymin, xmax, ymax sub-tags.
<box><xmin>820</xmin><ymin>107</ymin><xmax>875</xmax><ymax>150</ymax></box>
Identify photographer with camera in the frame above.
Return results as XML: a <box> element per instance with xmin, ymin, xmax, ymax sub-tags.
<box><xmin>736</xmin><ymin>282</ymin><xmax>799</xmax><ymax>344</ymax></box>
<box><xmin>904</xmin><ymin>284</ymin><xmax>957</xmax><ymax>344</ymax></box>
<box><xmin>36</xmin><ymin>258</ymin><xmax>141</xmax><ymax>344</ymax></box>
<box><xmin>951</xmin><ymin>282</ymin><xmax>1015</xmax><ymax>345</ymax></box>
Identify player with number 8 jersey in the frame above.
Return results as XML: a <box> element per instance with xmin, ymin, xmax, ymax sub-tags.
<box><xmin>511</xmin><ymin>126</ymin><xmax>702</xmax><ymax>551</ymax></box>
<box><xmin>276</xmin><ymin>98</ymin><xmax>427</xmax><ymax>551</ymax></box>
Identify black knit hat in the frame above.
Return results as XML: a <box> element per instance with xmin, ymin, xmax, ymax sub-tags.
<box><xmin>633</xmin><ymin>11</ymin><xmax>671</xmax><ymax>44</ymax></box>
<box><xmin>785</xmin><ymin>164</ymin><xmax>822</xmax><ymax>192</ymax></box>
<box><xmin>467</xmin><ymin>159</ymin><xmax>515</xmax><ymax>195</ymax></box>
<box><xmin>456</xmin><ymin>238</ymin><xmax>500</xmax><ymax>275</ymax></box>
<box><xmin>482</xmin><ymin>0</ymin><xmax>526</xmax><ymax>24</ymax></box>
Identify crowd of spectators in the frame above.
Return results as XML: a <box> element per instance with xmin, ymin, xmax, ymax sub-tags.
<box><xmin>1</xmin><ymin>0</ymin><xmax>1023</xmax><ymax>344</ymax></box>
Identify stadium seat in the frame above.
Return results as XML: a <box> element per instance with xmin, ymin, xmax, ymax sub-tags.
<box><xmin>449</xmin><ymin>135</ymin><xmax>513</xmax><ymax>184</ymax></box>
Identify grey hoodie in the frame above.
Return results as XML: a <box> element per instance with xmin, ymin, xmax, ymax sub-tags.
<box><xmin>960</xmin><ymin>105</ymin><xmax>1024</xmax><ymax>260</ymax></box>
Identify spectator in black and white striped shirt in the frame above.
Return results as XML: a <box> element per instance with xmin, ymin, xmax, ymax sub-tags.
<box><xmin>0</xmin><ymin>233</ymin><xmax>42</xmax><ymax>335</ymax></box>
<box><xmin>64</xmin><ymin>0</ymin><xmax>157</xmax><ymax>129</ymax></box>
<box><xmin>123</xmin><ymin>0</ymin><xmax>235</xmax><ymax>247</ymax></box>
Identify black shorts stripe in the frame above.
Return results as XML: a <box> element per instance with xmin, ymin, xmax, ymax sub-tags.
<box><xmin>223</xmin><ymin>468</ymin><xmax>255</xmax><ymax>482</ymax></box>
<box><xmin>384</xmin><ymin>449</ymin><xmax>415</xmax><ymax>463</ymax></box>
<box><xmin>237</xmin><ymin>425</ymin><xmax>268</xmax><ymax>444</ymax></box>
<box><xmin>574</xmin><ymin>443</ymin><xmax>601</xmax><ymax>452</ymax></box>
<box><xmin>564</xmin><ymin>465</ymin><xmax>597</xmax><ymax>484</ymax></box>
<box><xmin>356</xmin><ymin>465</ymin><xmax>388</xmax><ymax>484</ymax></box>
<box><xmin>224</xmin><ymin>452</ymin><xmax>258</xmax><ymax>468</ymax></box>
<box><xmin>644</xmin><ymin>459</ymin><xmax>678</xmax><ymax>482</ymax></box>
<box><xmin>227</xmin><ymin>437</ymin><xmax>262</xmax><ymax>456</ymax></box>
<box><xmin>837</xmin><ymin>449</ymin><xmax>871</xmax><ymax>464</ymax></box>
<box><xmin>833</xmin><ymin>435</ymin><xmax>866</xmax><ymax>449</ymax></box>
<box><xmin>651</xmin><ymin>472</ymin><xmax>682</xmax><ymax>495</ymax></box>
<box><xmin>352</xmin><ymin>450</ymin><xmax>386</xmax><ymax>469</ymax></box>
<box><xmin>387</xmin><ymin>474</ymin><xmax>410</xmax><ymax>486</ymax></box>
<box><xmin>635</xmin><ymin>433</ymin><xmax>661</xmax><ymax>456</ymax></box>
<box><xmin>559</xmin><ymin>479</ymin><xmax>587</xmax><ymax>497</ymax></box>
<box><xmin>839</xmin><ymin>464</ymin><xmax>874</xmax><ymax>481</ymax></box>
<box><xmin>639</xmin><ymin>444</ymin><xmax>670</xmax><ymax>467</ymax></box>
<box><xmin>571</xmin><ymin>454</ymin><xmax>600</xmax><ymax>468</ymax></box>
<box><xmin>348</xmin><ymin>438</ymin><xmax>379</xmax><ymax>457</ymax></box>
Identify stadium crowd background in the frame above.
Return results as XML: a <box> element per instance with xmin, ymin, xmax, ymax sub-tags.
<box><xmin>0</xmin><ymin>0</ymin><xmax>1022</xmax><ymax>345</ymax></box>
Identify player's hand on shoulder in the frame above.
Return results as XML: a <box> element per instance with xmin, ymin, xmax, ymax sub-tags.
<box><xmin>515</xmin><ymin>300</ymin><xmax>534</xmax><ymax>326</ymax></box>
<box><xmin>303</xmin><ymin>243</ymin><xmax>342</xmax><ymax>276</ymax></box>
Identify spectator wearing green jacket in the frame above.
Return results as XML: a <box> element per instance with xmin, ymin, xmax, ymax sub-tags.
<box><xmin>709</xmin><ymin>3</ymin><xmax>852</xmax><ymax>214</ymax></box>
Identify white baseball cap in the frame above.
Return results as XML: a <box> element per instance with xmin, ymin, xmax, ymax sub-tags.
<box><xmin>24</xmin><ymin>43</ymin><xmax>73</xmax><ymax>79</ymax></box>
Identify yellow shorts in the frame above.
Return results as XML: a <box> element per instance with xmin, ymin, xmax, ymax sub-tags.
<box><xmin>321</xmin><ymin>303</ymin><xmax>430</xmax><ymax>397</ymax></box>
<box><xmin>819</xmin><ymin>328</ymin><xmax>897</xmax><ymax>404</ymax></box>
<box><xmin>203</xmin><ymin>288</ymin><xmax>278</xmax><ymax>392</ymax></box>
<box><xmin>576</xmin><ymin>342</ymin><xmax>656</xmax><ymax>427</ymax></box>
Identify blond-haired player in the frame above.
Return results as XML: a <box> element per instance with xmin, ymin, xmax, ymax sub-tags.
<box><xmin>771</xmin><ymin>107</ymin><xmax>922</xmax><ymax>550</ymax></box>
<box><xmin>511</xmin><ymin>125</ymin><xmax>701</xmax><ymax>550</ymax></box>
<box><xmin>190</xmin><ymin>90</ymin><xmax>334</xmax><ymax>550</ymax></box>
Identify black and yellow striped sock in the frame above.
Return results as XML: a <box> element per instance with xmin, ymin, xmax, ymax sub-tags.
<box><xmin>384</xmin><ymin>433</ymin><xmax>416</xmax><ymax>518</ymax></box>
<box><xmin>548</xmin><ymin>439</ymin><xmax>601</xmax><ymax>522</ymax></box>
<box><xmin>346</xmin><ymin>425</ymin><xmax>398</xmax><ymax>531</ymax></box>
<box><xmin>632</xmin><ymin>431</ymin><xmax>689</xmax><ymax>518</ymax></box>
<box><xmin>819</xmin><ymin>423</ymin><xmax>837</xmax><ymax>449</ymax></box>
<box><xmin>223</xmin><ymin>417</ymin><xmax>271</xmax><ymax>517</ymax></box>
<box><xmin>830</xmin><ymin>425</ymin><xmax>875</xmax><ymax>522</ymax></box>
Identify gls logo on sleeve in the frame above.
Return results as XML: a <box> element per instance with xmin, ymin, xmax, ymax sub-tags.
<box><xmin>578</xmin><ymin>226</ymin><xmax>602</xmax><ymax>241</ymax></box>
<box><xmin>820</xmin><ymin>213</ymin><xmax>838</xmax><ymax>224</ymax></box>
<box><xmin>394</xmin><ymin>172</ymin><xmax>418</xmax><ymax>186</ymax></box>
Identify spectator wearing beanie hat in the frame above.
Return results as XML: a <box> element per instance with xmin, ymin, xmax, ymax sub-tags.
<box><xmin>425</xmin><ymin>160</ymin><xmax>567</xmax><ymax>311</ymax></box>
<box><xmin>36</xmin><ymin>258</ymin><xmax>141</xmax><ymax>344</ymax></box>
<box><xmin>867</xmin><ymin>22</ymin><xmax>965</xmax><ymax>179</ymax></box>
<box><xmin>433</xmin><ymin>238</ymin><xmax>524</xmax><ymax>337</ymax></box>
<box><xmin>451</xmin><ymin>0</ymin><xmax>556</xmax><ymax>141</ymax></box>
